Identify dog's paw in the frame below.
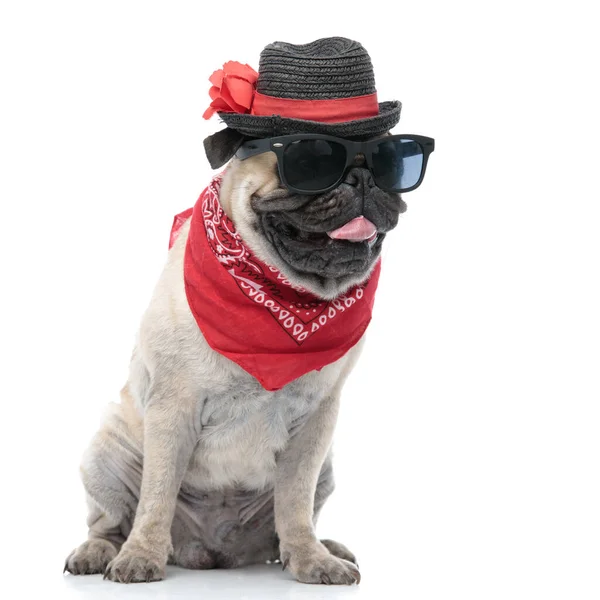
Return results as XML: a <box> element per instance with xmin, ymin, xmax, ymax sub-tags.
<box><xmin>64</xmin><ymin>539</ymin><xmax>118</xmax><ymax>575</ymax></box>
<box><xmin>281</xmin><ymin>542</ymin><xmax>361</xmax><ymax>585</ymax></box>
<box><xmin>320</xmin><ymin>539</ymin><xmax>358</xmax><ymax>566</ymax></box>
<box><xmin>104</xmin><ymin>546</ymin><xmax>165</xmax><ymax>583</ymax></box>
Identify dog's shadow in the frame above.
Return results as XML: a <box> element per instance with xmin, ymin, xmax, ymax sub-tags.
<box><xmin>62</xmin><ymin>563</ymin><xmax>361</xmax><ymax>599</ymax></box>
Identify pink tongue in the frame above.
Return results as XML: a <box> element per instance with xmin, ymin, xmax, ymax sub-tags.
<box><xmin>327</xmin><ymin>216</ymin><xmax>377</xmax><ymax>242</ymax></box>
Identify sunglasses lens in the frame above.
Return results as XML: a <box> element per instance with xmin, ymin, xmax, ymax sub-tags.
<box><xmin>371</xmin><ymin>139</ymin><xmax>424</xmax><ymax>191</ymax></box>
<box><xmin>282</xmin><ymin>139</ymin><xmax>347</xmax><ymax>192</ymax></box>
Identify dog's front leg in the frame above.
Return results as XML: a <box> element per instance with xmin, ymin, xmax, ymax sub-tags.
<box><xmin>275</xmin><ymin>393</ymin><xmax>360</xmax><ymax>585</ymax></box>
<box><xmin>104</xmin><ymin>385</ymin><xmax>199</xmax><ymax>583</ymax></box>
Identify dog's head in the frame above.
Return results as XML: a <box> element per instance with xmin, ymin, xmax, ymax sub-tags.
<box><xmin>218</xmin><ymin>143</ymin><xmax>407</xmax><ymax>300</ymax></box>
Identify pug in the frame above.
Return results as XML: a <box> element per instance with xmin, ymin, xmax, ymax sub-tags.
<box><xmin>63</xmin><ymin>136</ymin><xmax>410</xmax><ymax>586</ymax></box>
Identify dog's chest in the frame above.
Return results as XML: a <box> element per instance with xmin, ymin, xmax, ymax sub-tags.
<box><xmin>183</xmin><ymin>375</ymin><xmax>327</xmax><ymax>491</ymax></box>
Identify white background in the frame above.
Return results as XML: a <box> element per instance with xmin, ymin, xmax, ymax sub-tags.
<box><xmin>1</xmin><ymin>1</ymin><xmax>599</xmax><ymax>599</ymax></box>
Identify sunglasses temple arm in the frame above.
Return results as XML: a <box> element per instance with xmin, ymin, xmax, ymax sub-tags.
<box><xmin>236</xmin><ymin>138</ymin><xmax>272</xmax><ymax>160</ymax></box>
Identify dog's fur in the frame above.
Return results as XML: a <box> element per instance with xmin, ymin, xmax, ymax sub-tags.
<box><xmin>64</xmin><ymin>148</ymin><xmax>405</xmax><ymax>585</ymax></box>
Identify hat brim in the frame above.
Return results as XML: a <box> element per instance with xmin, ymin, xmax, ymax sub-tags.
<box><xmin>217</xmin><ymin>100</ymin><xmax>401</xmax><ymax>140</ymax></box>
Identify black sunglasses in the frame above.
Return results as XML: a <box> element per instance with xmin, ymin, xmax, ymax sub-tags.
<box><xmin>236</xmin><ymin>133</ymin><xmax>435</xmax><ymax>195</ymax></box>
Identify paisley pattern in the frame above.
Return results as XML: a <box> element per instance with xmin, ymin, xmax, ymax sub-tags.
<box><xmin>200</xmin><ymin>176</ymin><xmax>369</xmax><ymax>346</ymax></box>
<box><xmin>169</xmin><ymin>175</ymin><xmax>381</xmax><ymax>390</ymax></box>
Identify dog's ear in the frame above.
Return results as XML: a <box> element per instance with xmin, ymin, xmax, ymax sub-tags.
<box><xmin>203</xmin><ymin>128</ymin><xmax>246</xmax><ymax>169</ymax></box>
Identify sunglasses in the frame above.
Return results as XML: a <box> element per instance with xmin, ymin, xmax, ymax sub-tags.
<box><xmin>236</xmin><ymin>133</ymin><xmax>435</xmax><ymax>195</ymax></box>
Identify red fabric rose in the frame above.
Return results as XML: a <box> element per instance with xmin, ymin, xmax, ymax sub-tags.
<box><xmin>202</xmin><ymin>61</ymin><xmax>259</xmax><ymax>120</ymax></box>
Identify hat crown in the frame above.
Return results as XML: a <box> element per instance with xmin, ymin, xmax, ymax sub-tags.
<box><xmin>256</xmin><ymin>37</ymin><xmax>376</xmax><ymax>100</ymax></box>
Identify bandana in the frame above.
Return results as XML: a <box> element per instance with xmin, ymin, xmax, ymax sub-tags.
<box><xmin>170</xmin><ymin>175</ymin><xmax>381</xmax><ymax>391</ymax></box>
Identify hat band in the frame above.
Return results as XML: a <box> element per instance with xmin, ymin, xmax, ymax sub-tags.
<box><xmin>250</xmin><ymin>91</ymin><xmax>379</xmax><ymax>123</ymax></box>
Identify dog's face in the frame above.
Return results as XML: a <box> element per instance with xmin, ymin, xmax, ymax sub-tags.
<box><xmin>219</xmin><ymin>147</ymin><xmax>407</xmax><ymax>299</ymax></box>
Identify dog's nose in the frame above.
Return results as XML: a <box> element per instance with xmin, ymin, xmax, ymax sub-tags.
<box><xmin>344</xmin><ymin>166</ymin><xmax>373</xmax><ymax>189</ymax></box>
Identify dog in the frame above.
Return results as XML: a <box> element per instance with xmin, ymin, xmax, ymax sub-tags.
<box><xmin>64</xmin><ymin>37</ymin><xmax>432</xmax><ymax>586</ymax></box>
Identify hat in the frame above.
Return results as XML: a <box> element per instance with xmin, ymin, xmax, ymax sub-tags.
<box><xmin>203</xmin><ymin>37</ymin><xmax>402</xmax><ymax>168</ymax></box>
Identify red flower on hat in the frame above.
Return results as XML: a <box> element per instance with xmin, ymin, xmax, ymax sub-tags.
<box><xmin>202</xmin><ymin>61</ymin><xmax>259</xmax><ymax>120</ymax></box>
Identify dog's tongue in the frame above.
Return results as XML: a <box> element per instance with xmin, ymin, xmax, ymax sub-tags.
<box><xmin>327</xmin><ymin>216</ymin><xmax>377</xmax><ymax>242</ymax></box>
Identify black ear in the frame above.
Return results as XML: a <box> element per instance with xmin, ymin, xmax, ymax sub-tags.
<box><xmin>203</xmin><ymin>127</ymin><xmax>246</xmax><ymax>169</ymax></box>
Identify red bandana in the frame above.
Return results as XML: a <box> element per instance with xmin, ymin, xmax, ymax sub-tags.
<box><xmin>170</xmin><ymin>175</ymin><xmax>381</xmax><ymax>391</ymax></box>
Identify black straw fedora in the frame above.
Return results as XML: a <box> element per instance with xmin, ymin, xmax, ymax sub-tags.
<box><xmin>203</xmin><ymin>37</ymin><xmax>402</xmax><ymax>168</ymax></box>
